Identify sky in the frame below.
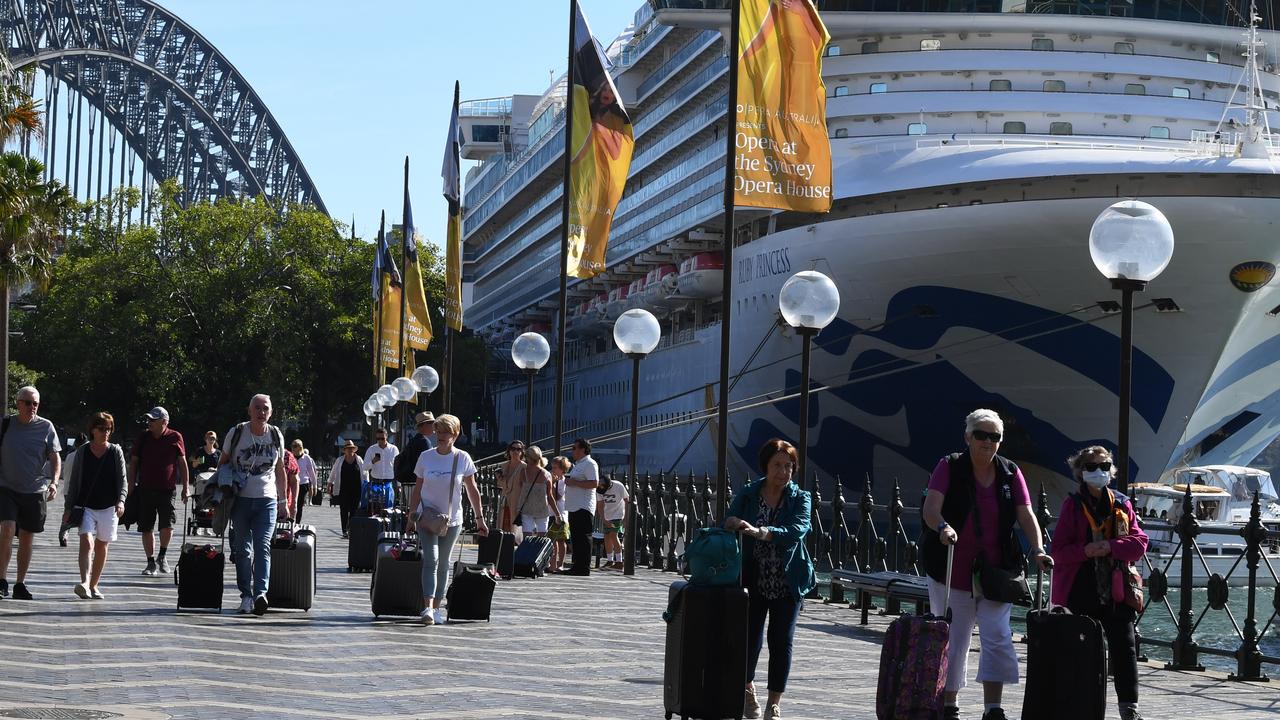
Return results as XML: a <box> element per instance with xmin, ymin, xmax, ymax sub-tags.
<box><xmin>161</xmin><ymin>0</ymin><xmax>643</xmax><ymax>246</ymax></box>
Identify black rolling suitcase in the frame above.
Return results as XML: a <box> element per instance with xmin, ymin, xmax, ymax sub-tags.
<box><xmin>347</xmin><ymin>515</ymin><xmax>386</xmax><ymax>572</ymax></box>
<box><xmin>268</xmin><ymin>523</ymin><xmax>316</xmax><ymax>611</ymax></box>
<box><xmin>477</xmin><ymin>530</ymin><xmax>515</xmax><ymax>579</ymax></box>
<box><xmin>1022</xmin><ymin>572</ymin><xmax>1108</xmax><ymax>720</ymax></box>
<box><xmin>447</xmin><ymin>540</ymin><xmax>497</xmax><ymax>622</ymax></box>
<box><xmin>370</xmin><ymin>531</ymin><xmax>425</xmax><ymax>617</ymax></box>
<box><xmin>175</xmin><ymin>500</ymin><xmax>225</xmax><ymax>612</ymax></box>
<box><xmin>513</xmin><ymin>535</ymin><xmax>553</xmax><ymax>578</ymax></box>
<box><xmin>663</xmin><ymin>580</ymin><xmax>748</xmax><ymax>720</ymax></box>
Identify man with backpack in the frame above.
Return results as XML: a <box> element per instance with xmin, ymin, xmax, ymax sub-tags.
<box><xmin>128</xmin><ymin>407</ymin><xmax>189</xmax><ymax>576</ymax></box>
<box><xmin>394</xmin><ymin>412</ymin><xmax>434</xmax><ymax>508</ymax></box>
<box><xmin>220</xmin><ymin>394</ymin><xmax>290</xmax><ymax>615</ymax></box>
<box><xmin>0</xmin><ymin>386</ymin><xmax>61</xmax><ymax>600</ymax></box>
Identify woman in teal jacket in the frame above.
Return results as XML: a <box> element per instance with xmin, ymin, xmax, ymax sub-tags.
<box><xmin>724</xmin><ymin>438</ymin><xmax>816</xmax><ymax>720</ymax></box>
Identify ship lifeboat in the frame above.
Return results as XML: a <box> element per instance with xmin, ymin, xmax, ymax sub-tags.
<box><xmin>566</xmin><ymin>302</ymin><xmax>594</xmax><ymax>336</ymax></box>
<box><xmin>675</xmin><ymin>252</ymin><xmax>724</xmax><ymax>299</ymax></box>
<box><xmin>525</xmin><ymin>321</ymin><xmax>552</xmax><ymax>336</ymax></box>
<box><xmin>602</xmin><ymin>285</ymin><xmax>630</xmax><ymax>322</ymax></box>
<box><xmin>638</xmin><ymin>264</ymin><xmax>680</xmax><ymax>311</ymax></box>
<box><xmin>588</xmin><ymin>292</ymin><xmax>611</xmax><ymax>330</ymax></box>
<box><xmin>626</xmin><ymin>278</ymin><xmax>646</xmax><ymax>310</ymax></box>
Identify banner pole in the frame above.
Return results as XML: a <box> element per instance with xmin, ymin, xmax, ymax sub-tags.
<box><xmin>399</xmin><ymin>158</ymin><xmax>411</xmax><ymax>449</ymax></box>
<box><xmin>552</xmin><ymin>0</ymin><xmax>578</xmax><ymax>459</ymax></box>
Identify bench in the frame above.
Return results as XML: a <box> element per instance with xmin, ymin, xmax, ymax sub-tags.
<box><xmin>830</xmin><ymin>569</ymin><xmax>931</xmax><ymax>625</ymax></box>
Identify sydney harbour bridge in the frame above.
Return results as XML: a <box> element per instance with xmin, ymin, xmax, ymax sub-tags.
<box><xmin>0</xmin><ymin>0</ymin><xmax>326</xmax><ymax>219</ymax></box>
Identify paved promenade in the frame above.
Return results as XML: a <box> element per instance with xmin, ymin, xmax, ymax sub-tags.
<box><xmin>0</xmin><ymin>504</ymin><xmax>1276</xmax><ymax>719</ymax></box>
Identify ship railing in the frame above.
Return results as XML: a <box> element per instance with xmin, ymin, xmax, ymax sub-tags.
<box><xmin>875</xmin><ymin>133</ymin><xmax>1202</xmax><ymax>156</ymax></box>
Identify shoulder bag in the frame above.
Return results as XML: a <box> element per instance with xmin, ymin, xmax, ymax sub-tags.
<box><xmin>512</xmin><ymin>466</ymin><xmax>539</xmax><ymax>529</ymax></box>
<box><xmin>415</xmin><ymin>452</ymin><xmax>460</xmax><ymax>536</ymax></box>
<box><xmin>968</xmin><ymin>478</ymin><xmax>1030</xmax><ymax>604</ymax></box>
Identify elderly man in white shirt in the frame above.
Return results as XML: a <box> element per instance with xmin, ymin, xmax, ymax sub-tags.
<box><xmin>361</xmin><ymin>427</ymin><xmax>398</xmax><ymax>513</ymax></box>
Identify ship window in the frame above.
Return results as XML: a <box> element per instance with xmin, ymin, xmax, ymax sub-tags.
<box><xmin>835</xmin><ymin>86</ymin><xmax>850</xmax><ymax>97</ymax></box>
<box><xmin>1125</xmin><ymin>83</ymin><xmax>1146</xmax><ymax>95</ymax></box>
<box><xmin>1113</xmin><ymin>42</ymin><xmax>1134</xmax><ymax>54</ymax></box>
<box><xmin>908</xmin><ymin>122</ymin><xmax>927</xmax><ymax>135</ymax></box>
<box><xmin>1031</xmin><ymin>38</ymin><xmax>1053</xmax><ymax>51</ymax></box>
<box><xmin>920</xmin><ymin>39</ymin><xmax>941</xmax><ymax>51</ymax></box>
<box><xmin>825</xmin><ymin>44</ymin><xmax>841</xmax><ymax>57</ymax></box>
<box><xmin>990</xmin><ymin>79</ymin><xmax>1012</xmax><ymax>91</ymax></box>
<box><xmin>1207</xmin><ymin>51</ymin><xmax>1220</xmax><ymax>63</ymax></box>
<box><xmin>870</xmin><ymin>82</ymin><xmax>887</xmax><ymax>94</ymax></box>
<box><xmin>1149</xmin><ymin>126</ymin><xmax>1170</xmax><ymax>139</ymax></box>
<box><xmin>861</xmin><ymin>41</ymin><xmax>879</xmax><ymax>54</ymax></box>
<box><xmin>834</xmin><ymin>128</ymin><xmax>848</xmax><ymax>138</ymax></box>
<box><xmin>1003</xmin><ymin>121</ymin><xmax>1026</xmax><ymax>134</ymax></box>
<box><xmin>1172</xmin><ymin>86</ymin><xmax>1191</xmax><ymax>98</ymax></box>
<box><xmin>1049</xmin><ymin>121</ymin><xmax>1073</xmax><ymax>135</ymax></box>
<box><xmin>1043</xmin><ymin>80</ymin><xmax>1066</xmax><ymax>92</ymax></box>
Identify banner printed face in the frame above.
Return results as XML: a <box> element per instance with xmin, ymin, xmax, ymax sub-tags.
<box><xmin>734</xmin><ymin>0</ymin><xmax>833</xmax><ymax>213</ymax></box>
<box><xmin>566</xmin><ymin>4</ymin><xmax>634</xmax><ymax>280</ymax></box>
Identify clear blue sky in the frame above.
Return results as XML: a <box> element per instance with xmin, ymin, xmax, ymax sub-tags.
<box><xmin>162</xmin><ymin>0</ymin><xmax>642</xmax><ymax>246</ymax></box>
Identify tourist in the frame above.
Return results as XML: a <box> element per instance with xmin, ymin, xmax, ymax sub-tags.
<box><xmin>220</xmin><ymin>394</ymin><xmax>289</xmax><ymax>615</ymax></box>
<box><xmin>291</xmin><ymin>439</ymin><xmax>316</xmax><ymax>523</ymax></box>
<box><xmin>724</xmin><ymin>439</ymin><xmax>816</xmax><ymax>720</ymax></box>
<box><xmin>920</xmin><ymin>408</ymin><xmax>1051</xmax><ymax>720</ymax></box>
<box><xmin>514</xmin><ymin>445</ymin><xmax>560</xmax><ymax>537</ymax></box>
<box><xmin>564</xmin><ymin>438</ymin><xmax>599</xmax><ymax>576</ymax></box>
<box><xmin>0</xmin><ymin>386</ymin><xmax>62</xmax><ymax>600</ymax></box>
<box><xmin>409</xmin><ymin>413</ymin><xmax>488</xmax><ymax>625</ymax></box>
<box><xmin>498</xmin><ymin>440</ymin><xmax>525</xmax><ymax>532</ymax></box>
<box><xmin>395</xmin><ymin>411</ymin><xmax>435</xmax><ymax>508</ymax></box>
<box><xmin>62</xmin><ymin>412</ymin><xmax>127</xmax><ymax>599</ymax></box>
<box><xmin>1051</xmin><ymin>446</ymin><xmax>1149</xmax><ymax>720</ymax></box>
<box><xmin>328</xmin><ymin>439</ymin><xmax>364</xmax><ymax>537</ymax></box>
<box><xmin>596</xmin><ymin>475</ymin><xmax>629</xmax><ymax>569</ymax></box>
<box><xmin>128</xmin><ymin>406</ymin><xmax>190</xmax><ymax>576</ymax></box>
<box><xmin>362</xmin><ymin>428</ymin><xmax>397</xmax><ymax>514</ymax></box>
<box><xmin>547</xmin><ymin>456</ymin><xmax>572</xmax><ymax>573</ymax></box>
<box><xmin>190</xmin><ymin>431</ymin><xmax>220</xmax><ymax>475</ymax></box>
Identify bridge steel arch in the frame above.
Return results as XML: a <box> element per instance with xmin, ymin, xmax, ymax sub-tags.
<box><xmin>0</xmin><ymin>0</ymin><xmax>328</xmax><ymax>214</ymax></box>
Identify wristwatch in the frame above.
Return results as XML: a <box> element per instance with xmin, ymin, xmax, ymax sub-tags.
<box><xmin>937</xmin><ymin>521</ymin><xmax>950</xmax><ymax>534</ymax></box>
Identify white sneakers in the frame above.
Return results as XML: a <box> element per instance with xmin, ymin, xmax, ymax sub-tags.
<box><xmin>238</xmin><ymin>596</ymin><xmax>254</xmax><ymax>614</ymax></box>
<box><xmin>419</xmin><ymin>608</ymin><xmax>435</xmax><ymax>626</ymax></box>
<box><xmin>434</xmin><ymin>608</ymin><xmax>447</xmax><ymax>625</ymax></box>
<box><xmin>74</xmin><ymin>582</ymin><xmax>90</xmax><ymax>600</ymax></box>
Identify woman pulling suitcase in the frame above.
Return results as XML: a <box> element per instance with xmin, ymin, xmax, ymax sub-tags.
<box><xmin>1049</xmin><ymin>446</ymin><xmax>1149</xmax><ymax>720</ymax></box>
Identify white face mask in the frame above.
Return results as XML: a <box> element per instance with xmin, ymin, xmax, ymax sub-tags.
<box><xmin>1082</xmin><ymin>469</ymin><xmax>1111</xmax><ymax>488</ymax></box>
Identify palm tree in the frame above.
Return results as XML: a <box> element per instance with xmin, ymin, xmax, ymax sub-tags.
<box><xmin>0</xmin><ymin>153</ymin><xmax>72</xmax><ymax>411</ymax></box>
<box><xmin>0</xmin><ymin>52</ymin><xmax>41</xmax><ymax>148</ymax></box>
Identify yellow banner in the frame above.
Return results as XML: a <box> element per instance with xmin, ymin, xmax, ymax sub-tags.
<box><xmin>566</xmin><ymin>3</ymin><xmax>634</xmax><ymax>280</ymax></box>
<box><xmin>444</xmin><ymin>212</ymin><xmax>463</xmax><ymax>331</ymax></box>
<box><xmin>376</xmin><ymin>282</ymin><xmax>430</xmax><ymax>369</ymax></box>
<box><xmin>733</xmin><ymin>0</ymin><xmax>832</xmax><ymax>212</ymax></box>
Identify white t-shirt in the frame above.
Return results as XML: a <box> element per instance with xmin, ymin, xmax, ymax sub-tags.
<box><xmin>599</xmin><ymin>478</ymin><xmax>629</xmax><ymax>521</ymax></box>
<box><xmin>225</xmin><ymin>423</ymin><xmax>284</xmax><ymax>499</ymax></box>
<box><xmin>413</xmin><ymin>448</ymin><xmax>477</xmax><ymax>528</ymax></box>
<box><xmin>363</xmin><ymin>443</ymin><xmax>399</xmax><ymax>481</ymax></box>
<box><xmin>564</xmin><ymin>454</ymin><xmax>599</xmax><ymax>514</ymax></box>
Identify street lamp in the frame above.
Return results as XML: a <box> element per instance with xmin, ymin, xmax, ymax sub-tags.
<box><xmin>613</xmin><ymin>308</ymin><xmax>662</xmax><ymax>576</ymax></box>
<box><xmin>391</xmin><ymin>376</ymin><xmax>420</xmax><ymax>447</ymax></box>
<box><xmin>779</xmin><ymin>270</ymin><xmax>841</xmax><ymax>488</ymax></box>
<box><xmin>511</xmin><ymin>332</ymin><xmax>551</xmax><ymax>445</ymax></box>
<box><xmin>1089</xmin><ymin>200</ymin><xmax>1175</xmax><ymax>494</ymax></box>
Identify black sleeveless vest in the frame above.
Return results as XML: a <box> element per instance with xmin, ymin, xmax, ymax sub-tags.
<box><xmin>920</xmin><ymin>451</ymin><xmax>1021</xmax><ymax>582</ymax></box>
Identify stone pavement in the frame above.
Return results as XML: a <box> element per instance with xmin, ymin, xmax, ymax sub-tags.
<box><xmin>0</xmin><ymin>504</ymin><xmax>1276</xmax><ymax>719</ymax></box>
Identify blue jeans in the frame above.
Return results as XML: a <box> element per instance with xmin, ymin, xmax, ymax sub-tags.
<box><xmin>747</xmin><ymin>590</ymin><xmax>802</xmax><ymax>693</ymax></box>
<box><xmin>420</xmin><ymin>524</ymin><xmax>462</xmax><ymax>602</ymax></box>
<box><xmin>229</xmin><ymin>496</ymin><xmax>276</xmax><ymax>599</ymax></box>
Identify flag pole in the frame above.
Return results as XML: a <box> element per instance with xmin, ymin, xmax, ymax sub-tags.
<box><xmin>552</xmin><ymin>0</ymin><xmax>579</xmax><ymax>459</ymax></box>
<box><xmin>714</xmin><ymin>0</ymin><xmax>743</xmax><ymax>522</ymax></box>
<box><xmin>375</xmin><ymin>211</ymin><xmax>387</xmax><ymax>388</ymax></box>
<box><xmin>399</xmin><ymin>158</ymin><xmax>411</xmax><ymax>449</ymax></box>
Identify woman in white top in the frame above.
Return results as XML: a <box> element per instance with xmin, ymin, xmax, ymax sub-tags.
<box><xmin>547</xmin><ymin>456</ymin><xmax>572</xmax><ymax>573</ymax></box>
<box><xmin>515</xmin><ymin>446</ymin><xmax>562</xmax><ymax>537</ymax></box>
<box><xmin>409</xmin><ymin>414</ymin><xmax>489</xmax><ymax>626</ymax></box>
<box><xmin>290</xmin><ymin>440</ymin><xmax>317</xmax><ymax>523</ymax></box>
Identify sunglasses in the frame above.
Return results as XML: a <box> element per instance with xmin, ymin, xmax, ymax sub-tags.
<box><xmin>971</xmin><ymin>430</ymin><xmax>1002</xmax><ymax>443</ymax></box>
<box><xmin>1083</xmin><ymin>461</ymin><xmax>1112</xmax><ymax>472</ymax></box>
<box><xmin>18</xmin><ymin>399</ymin><xmax>38</xmax><ymax>407</ymax></box>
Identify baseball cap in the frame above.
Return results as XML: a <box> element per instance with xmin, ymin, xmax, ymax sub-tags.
<box><xmin>143</xmin><ymin>407</ymin><xmax>169</xmax><ymax>422</ymax></box>
<box><xmin>415</xmin><ymin>411</ymin><xmax>435</xmax><ymax>426</ymax></box>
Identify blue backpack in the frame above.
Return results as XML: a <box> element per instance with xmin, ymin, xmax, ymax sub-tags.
<box><xmin>685</xmin><ymin>527</ymin><xmax>741</xmax><ymax>587</ymax></box>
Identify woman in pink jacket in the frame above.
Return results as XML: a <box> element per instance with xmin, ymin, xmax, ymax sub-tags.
<box><xmin>1050</xmin><ymin>446</ymin><xmax>1149</xmax><ymax>720</ymax></box>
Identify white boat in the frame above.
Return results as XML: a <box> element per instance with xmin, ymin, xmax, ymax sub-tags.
<box><xmin>636</xmin><ymin>264</ymin><xmax>680</xmax><ymax>313</ymax></box>
<box><xmin>626</xmin><ymin>278</ymin><xmax>647</xmax><ymax>310</ymax></box>
<box><xmin>1131</xmin><ymin>466</ymin><xmax>1280</xmax><ymax>586</ymax></box>
<box><xmin>603</xmin><ymin>284</ymin><xmax>631</xmax><ymax>322</ymax></box>
<box><xmin>675</xmin><ymin>252</ymin><xmax>724</xmax><ymax>300</ymax></box>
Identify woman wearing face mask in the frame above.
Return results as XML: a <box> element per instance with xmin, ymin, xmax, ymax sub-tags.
<box><xmin>1049</xmin><ymin>447</ymin><xmax>1149</xmax><ymax>720</ymax></box>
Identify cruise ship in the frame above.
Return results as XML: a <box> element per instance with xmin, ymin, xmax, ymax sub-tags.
<box><xmin>460</xmin><ymin>0</ymin><xmax>1280</xmax><ymax>502</ymax></box>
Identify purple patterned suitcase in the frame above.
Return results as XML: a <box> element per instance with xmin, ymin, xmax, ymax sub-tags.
<box><xmin>876</xmin><ymin>545</ymin><xmax>953</xmax><ymax>720</ymax></box>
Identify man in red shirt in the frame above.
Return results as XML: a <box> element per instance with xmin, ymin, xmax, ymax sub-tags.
<box><xmin>128</xmin><ymin>407</ymin><xmax>189</xmax><ymax>576</ymax></box>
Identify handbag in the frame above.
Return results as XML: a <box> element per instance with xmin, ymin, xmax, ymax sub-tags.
<box><xmin>512</xmin><ymin>466</ymin><xmax>538</xmax><ymax>529</ymax></box>
<box><xmin>968</xmin><ymin>481</ymin><xmax>1030</xmax><ymax>604</ymax></box>
<box><xmin>1113</xmin><ymin>562</ymin><xmax>1144</xmax><ymax>611</ymax></box>
<box><xmin>68</xmin><ymin>446</ymin><xmax>110</xmax><ymax>528</ymax></box>
<box><xmin>415</xmin><ymin>452</ymin><xmax>460</xmax><ymax>537</ymax></box>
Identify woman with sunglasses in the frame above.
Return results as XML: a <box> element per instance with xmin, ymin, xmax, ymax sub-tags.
<box><xmin>1049</xmin><ymin>446</ymin><xmax>1148</xmax><ymax>720</ymax></box>
<box><xmin>921</xmin><ymin>409</ymin><xmax>1051</xmax><ymax>720</ymax></box>
<box><xmin>498</xmin><ymin>441</ymin><xmax>526</xmax><ymax>533</ymax></box>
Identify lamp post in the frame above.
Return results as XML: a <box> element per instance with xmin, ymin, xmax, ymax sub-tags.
<box><xmin>375</xmin><ymin>384</ymin><xmax>397</xmax><ymax>432</ymax></box>
<box><xmin>1089</xmin><ymin>200</ymin><xmax>1174</xmax><ymax>494</ymax></box>
<box><xmin>778</xmin><ymin>271</ymin><xmax>841</xmax><ymax>488</ymax></box>
<box><xmin>511</xmin><ymin>332</ymin><xmax>551</xmax><ymax>445</ymax></box>
<box><xmin>391</xmin><ymin>376</ymin><xmax>420</xmax><ymax>447</ymax></box>
<box><xmin>613</xmin><ymin>308</ymin><xmax>662</xmax><ymax>576</ymax></box>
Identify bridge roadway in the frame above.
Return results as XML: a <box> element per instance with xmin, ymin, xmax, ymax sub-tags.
<box><xmin>0</xmin><ymin>504</ymin><xmax>1275</xmax><ymax>719</ymax></box>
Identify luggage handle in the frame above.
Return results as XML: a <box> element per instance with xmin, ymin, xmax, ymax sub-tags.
<box><xmin>942</xmin><ymin>542</ymin><xmax>954</xmax><ymax>623</ymax></box>
<box><xmin>181</xmin><ymin>495</ymin><xmax>226</xmax><ymax>555</ymax></box>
